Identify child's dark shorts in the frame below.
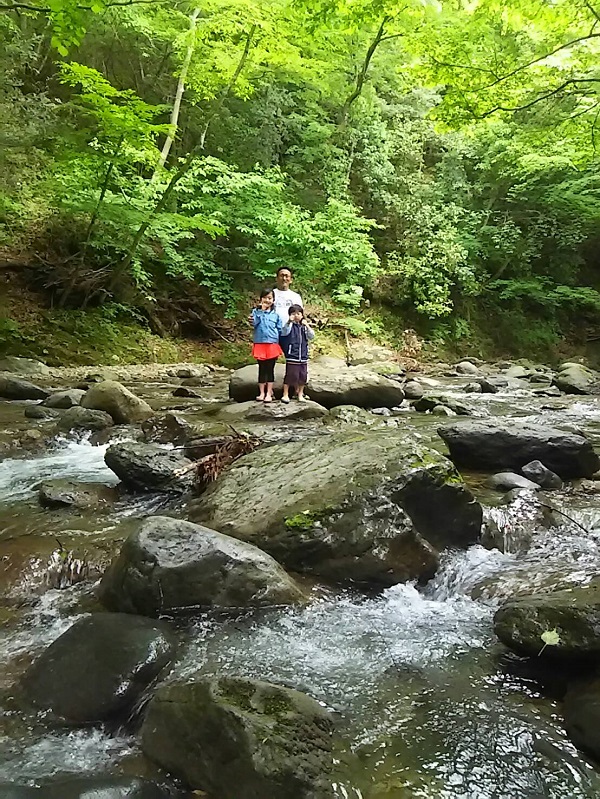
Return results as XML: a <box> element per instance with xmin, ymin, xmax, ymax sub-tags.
<box><xmin>284</xmin><ymin>362</ymin><xmax>308</xmax><ymax>385</ymax></box>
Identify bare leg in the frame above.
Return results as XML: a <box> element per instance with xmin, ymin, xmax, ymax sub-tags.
<box><xmin>265</xmin><ymin>382</ymin><xmax>274</xmax><ymax>402</ymax></box>
<box><xmin>257</xmin><ymin>383</ymin><xmax>266</xmax><ymax>401</ymax></box>
<box><xmin>282</xmin><ymin>384</ymin><xmax>290</xmax><ymax>402</ymax></box>
<box><xmin>297</xmin><ymin>384</ymin><xmax>306</xmax><ymax>401</ymax></box>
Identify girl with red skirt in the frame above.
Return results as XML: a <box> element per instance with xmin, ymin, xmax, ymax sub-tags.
<box><xmin>251</xmin><ymin>289</ymin><xmax>283</xmax><ymax>402</ymax></box>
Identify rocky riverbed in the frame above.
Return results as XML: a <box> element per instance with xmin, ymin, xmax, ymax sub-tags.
<box><xmin>2</xmin><ymin>354</ymin><xmax>600</xmax><ymax>797</ymax></box>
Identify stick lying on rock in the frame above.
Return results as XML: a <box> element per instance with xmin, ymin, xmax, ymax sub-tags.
<box><xmin>176</xmin><ymin>431</ymin><xmax>261</xmax><ymax>490</ymax></box>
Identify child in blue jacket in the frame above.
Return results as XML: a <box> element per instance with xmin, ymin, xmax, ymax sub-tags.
<box><xmin>251</xmin><ymin>288</ymin><xmax>282</xmax><ymax>402</ymax></box>
<box><xmin>280</xmin><ymin>304</ymin><xmax>314</xmax><ymax>403</ymax></box>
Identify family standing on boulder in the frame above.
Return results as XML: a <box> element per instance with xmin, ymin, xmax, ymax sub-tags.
<box><xmin>251</xmin><ymin>267</ymin><xmax>314</xmax><ymax>403</ymax></box>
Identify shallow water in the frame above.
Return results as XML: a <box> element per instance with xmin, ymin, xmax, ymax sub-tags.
<box><xmin>1</xmin><ymin>375</ymin><xmax>600</xmax><ymax>795</ymax></box>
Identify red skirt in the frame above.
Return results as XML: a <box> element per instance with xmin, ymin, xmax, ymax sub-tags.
<box><xmin>252</xmin><ymin>342</ymin><xmax>282</xmax><ymax>360</ymax></box>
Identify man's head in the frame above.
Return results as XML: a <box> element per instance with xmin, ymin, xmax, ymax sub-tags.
<box><xmin>288</xmin><ymin>304</ymin><xmax>304</xmax><ymax>324</ymax></box>
<box><xmin>276</xmin><ymin>267</ymin><xmax>293</xmax><ymax>291</ymax></box>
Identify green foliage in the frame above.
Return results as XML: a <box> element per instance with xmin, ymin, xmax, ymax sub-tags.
<box><xmin>1</xmin><ymin>0</ymin><xmax>600</xmax><ymax>356</ymax></box>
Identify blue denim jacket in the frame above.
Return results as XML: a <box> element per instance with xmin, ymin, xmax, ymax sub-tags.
<box><xmin>252</xmin><ymin>308</ymin><xmax>282</xmax><ymax>344</ymax></box>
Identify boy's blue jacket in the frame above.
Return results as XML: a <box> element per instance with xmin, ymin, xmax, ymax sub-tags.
<box><xmin>280</xmin><ymin>321</ymin><xmax>314</xmax><ymax>363</ymax></box>
<box><xmin>252</xmin><ymin>308</ymin><xmax>282</xmax><ymax>344</ymax></box>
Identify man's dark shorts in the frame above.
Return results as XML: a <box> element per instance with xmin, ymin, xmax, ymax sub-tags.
<box><xmin>284</xmin><ymin>362</ymin><xmax>308</xmax><ymax>385</ymax></box>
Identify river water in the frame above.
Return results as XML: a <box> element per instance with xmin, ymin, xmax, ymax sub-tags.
<box><xmin>2</xmin><ymin>373</ymin><xmax>600</xmax><ymax>797</ymax></box>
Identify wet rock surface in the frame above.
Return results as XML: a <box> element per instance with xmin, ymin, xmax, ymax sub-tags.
<box><xmin>104</xmin><ymin>442</ymin><xmax>194</xmax><ymax>492</ymax></box>
<box><xmin>20</xmin><ymin>613</ymin><xmax>175</xmax><ymax>723</ymax></box>
<box><xmin>494</xmin><ymin>587</ymin><xmax>600</xmax><ymax>658</ymax></box>
<box><xmin>99</xmin><ymin>516</ymin><xmax>305</xmax><ymax>615</ymax></box>
<box><xmin>55</xmin><ymin>406</ymin><xmax>114</xmax><ymax>432</ymax></box>
<box><xmin>141</xmin><ymin>676</ymin><xmax>334</xmax><ymax>799</ymax></box>
<box><xmin>37</xmin><ymin>479</ymin><xmax>118</xmax><ymax>509</ymax></box>
<box><xmin>439</xmin><ymin>421</ymin><xmax>600</xmax><ymax>477</ymax></box>
<box><xmin>564</xmin><ymin>675</ymin><xmax>600</xmax><ymax>760</ymax></box>
<box><xmin>192</xmin><ymin>430</ymin><xmax>482</xmax><ymax>585</ymax></box>
<box><xmin>521</xmin><ymin>459</ymin><xmax>563</xmax><ymax>489</ymax></box>
<box><xmin>0</xmin><ymin>778</ymin><xmax>184</xmax><ymax>798</ymax></box>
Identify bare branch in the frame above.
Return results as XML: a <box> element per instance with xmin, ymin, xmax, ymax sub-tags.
<box><xmin>339</xmin><ymin>16</ymin><xmax>391</xmax><ymax>127</ymax></box>
<box><xmin>584</xmin><ymin>0</ymin><xmax>600</xmax><ymax>23</ymax></box>
<box><xmin>476</xmin><ymin>78</ymin><xmax>600</xmax><ymax>117</ymax></box>
<box><xmin>0</xmin><ymin>0</ymin><xmax>164</xmax><ymax>12</ymax></box>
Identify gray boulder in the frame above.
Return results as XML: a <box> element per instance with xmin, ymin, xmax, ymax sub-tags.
<box><xmin>455</xmin><ymin>361</ymin><xmax>481</xmax><ymax>375</ymax></box>
<box><xmin>82</xmin><ymin>380</ymin><xmax>154</xmax><ymax>424</ymax></box>
<box><xmin>438</xmin><ymin>421</ymin><xmax>599</xmax><ymax>478</ymax></box>
<box><xmin>55</xmin><ymin>406</ymin><xmax>114</xmax><ymax>433</ymax></box>
<box><xmin>0</xmin><ymin>356</ymin><xmax>50</xmax><ymax>376</ymax></box>
<box><xmin>38</xmin><ymin>479</ymin><xmax>117</xmax><ymax>509</ymax></box>
<box><xmin>219</xmin><ymin>399</ymin><xmax>328</xmax><ymax>422</ymax></box>
<box><xmin>0</xmin><ymin>376</ymin><xmax>49</xmax><ymax>401</ymax></box>
<box><xmin>403</xmin><ymin>379</ymin><xmax>424</xmax><ymax>399</ymax></box>
<box><xmin>521</xmin><ymin>460</ymin><xmax>563</xmax><ymax>490</ymax></box>
<box><xmin>104</xmin><ymin>442</ymin><xmax>194</xmax><ymax>492</ymax></box>
<box><xmin>413</xmin><ymin>396</ymin><xmax>473</xmax><ymax>416</ymax></box>
<box><xmin>554</xmin><ymin>363</ymin><xmax>597</xmax><ymax>395</ymax></box>
<box><xmin>20</xmin><ymin>613</ymin><xmax>175</xmax><ymax>723</ymax></box>
<box><xmin>141</xmin><ymin>677</ymin><xmax>334</xmax><ymax>799</ymax></box>
<box><xmin>494</xmin><ymin>587</ymin><xmax>600</xmax><ymax>658</ymax></box>
<box><xmin>230</xmin><ymin>363</ymin><xmax>286</xmax><ymax>402</ymax></box>
<box><xmin>98</xmin><ymin>516</ymin><xmax>305</xmax><ymax>615</ymax></box>
<box><xmin>42</xmin><ymin>389</ymin><xmax>86</xmax><ymax>409</ymax></box>
<box><xmin>486</xmin><ymin>472</ymin><xmax>540</xmax><ymax>492</ymax></box>
<box><xmin>307</xmin><ymin>365</ymin><xmax>405</xmax><ymax>408</ymax></box>
<box><xmin>191</xmin><ymin>430</ymin><xmax>482</xmax><ymax>586</ymax></box>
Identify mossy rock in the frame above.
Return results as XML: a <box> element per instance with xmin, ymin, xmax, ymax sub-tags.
<box><xmin>141</xmin><ymin>676</ymin><xmax>335</xmax><ymax>799</ymax></box>
<box><xmin>191</xmin><ymin>430</ymin><xmax>482</xmax><ymax>586</ymax></box>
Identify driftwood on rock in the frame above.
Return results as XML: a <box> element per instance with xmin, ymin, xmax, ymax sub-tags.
<box><xmin>179</xmin><ymin>431</ymin><xmax>261</xmax><ymax>490</ymax></box>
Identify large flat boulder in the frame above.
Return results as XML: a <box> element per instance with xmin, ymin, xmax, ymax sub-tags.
<box><xmin>438</xmin><ymin>421</ymin><xmax>600</xmax><ymax>478</ymax></box>
<box><xmin>105</xmin><ymin>442</ymin><xmax>194</xmax><ymax>492</ymax></box>
<box><xmin>218</xmin><ymin>399</ymin><xmax>328</xmax><ymax>422</ymax></box>
<box><xmin>20</xmin><ymin>613</ymin><xmax>175</xmax><ymax>723</ymax></box>
<box><xmin>141</xmin><ymin>677</ymin><xmax>334</xmax><ymax>799</ymax></box>
<box><xmin>494</xmin><ymin>587</ymin><xmax>600</xmax><ymax>658</ymax></box>
<box><xmin>98</xmin><ymin>516</ymin><xmax>305</xmax><ymax>615</ymax></box>
<box><xmin>306</xmin><ymin>364</ymin><xmax>405</xmax><ymax>408</ymax></box>
<box><xmin>0</xmin><ymin>376</ymin><xmax>49</xmax><ymax>401</ymax></box>
<box><xmin>37</xmin><ymin>479</ymin><xmax>117</xmax><ymax>509</ymax></box>
<box><xmin>82</xmin><ymin>380</ymin><xmax>153</xmax><ymax>424</ymax></box>
<box><xmin>229</xmin><ymin>363</ymin><xmax>405</xmax><ymax>408</ymax></box>
<box><xmin>191</xmin><ymin>431</ymin><xmax>482</xmax><ymax>586</ymax></box>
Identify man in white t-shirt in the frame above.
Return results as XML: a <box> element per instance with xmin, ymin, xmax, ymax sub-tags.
<box><xmin>272</xmin><ymin>267</ymin><xmax>303</xmax><ymax>327</ymax></box>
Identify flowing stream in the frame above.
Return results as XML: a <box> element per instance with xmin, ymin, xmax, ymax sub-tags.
<box><xmin>2</xmin><ymin>372</ymin><xmax>600</xmax><ymax>797</ymax></box>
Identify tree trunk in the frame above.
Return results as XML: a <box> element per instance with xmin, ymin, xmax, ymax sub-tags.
<box><xmin>154</xmin><ymin>8</ymin><xmax>201</xmax><ymax>175</ymax></box>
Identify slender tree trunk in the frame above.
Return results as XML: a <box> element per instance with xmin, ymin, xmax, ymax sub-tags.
<box><xmin>110</xmin><ymin>24</ymin><xmax>257</xmax><ymax>292</ymax></box>
<box><xmin>338</xmin><ymin>17</ymin><xmax>390</xmax><ymax>127</ymax></box>
<box><xmin>154</xmin><ymin>7</ymin><xmax>201</xmax><ymax>175</ymax></box>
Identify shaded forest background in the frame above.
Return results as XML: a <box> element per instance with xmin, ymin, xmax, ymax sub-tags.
<box><xmin>2</xmin><ymin>0</ymin><xmax>600</xmax><ymax>363</ymax></box>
